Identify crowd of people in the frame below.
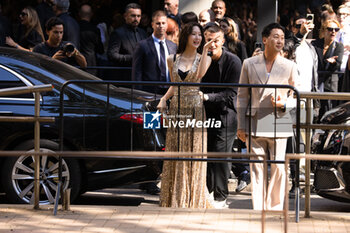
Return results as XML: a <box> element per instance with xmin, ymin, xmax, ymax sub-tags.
<box><xmin>1</xmin><ymin>0</ymin><xmax>350</xmax><ymax>210</ymax></box>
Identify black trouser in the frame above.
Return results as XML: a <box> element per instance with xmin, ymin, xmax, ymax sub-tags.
<box><xmin>286</xmin><ymin>135</ymin><xmax>304</xmax><ymax>187</ymax></box>
<box><xmin>231</xmin><ymin>163</ymin><xmax>248</xmax><ymax>178</ymax></box>
<box><xmin>231</xmin><ymin>140</ymin><xmax>249</xmax><ymax>178</ymax></box>
<box><xmin>207</xmin><ymin>128</ymin><xmax>235</xmax><ymax>201</ymax></box>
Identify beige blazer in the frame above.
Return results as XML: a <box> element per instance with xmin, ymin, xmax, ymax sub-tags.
<box><xmin>237</xmin><ymin>54</ymin><xmax>298</xmax><ymax>138</ymax></box>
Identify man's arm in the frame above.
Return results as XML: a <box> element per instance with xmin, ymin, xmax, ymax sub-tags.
<box><xmin>285</xmin><ymin>61</ymin><xmax>298</xmax><ymax>109</ymax></box>
<box><xmin>236</xmin><ymin>60</ymin><xmax>249</xmax><ymax>142</ymax></box>
<box><xmin>51</xmin><ymin>45</ymin><xmax>87</xmax><ymax>68</ymax></box>
<box><xmin>107</xmin><ymin>29</ymin><xmax>132</xmax><ymax>65</ymax></box>
<box><xmin>71</xmin><ymin>49</ymin><xmax>87</xmax><ymax>68</ymax></box>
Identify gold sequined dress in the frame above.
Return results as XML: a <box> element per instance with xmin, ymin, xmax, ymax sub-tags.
<box><xmin>160</xmin><ymin>54</ymin><xmax>212</xmax><ymax>208</ymax></box>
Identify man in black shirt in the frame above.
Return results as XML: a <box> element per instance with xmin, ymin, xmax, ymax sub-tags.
<box><xmin>201</xmin><ymin>25</ymin><xmax>247</xmax><ymax>208</ymax></box>
<box><xmin>78</xmin><ymin>4</ymin><xmax>104</xmax><ymax>75</ymax></box>
<box><xmin>33</xmin><ymin>17</ymin><xmax>86</xmax><ymax>68</ymax></box>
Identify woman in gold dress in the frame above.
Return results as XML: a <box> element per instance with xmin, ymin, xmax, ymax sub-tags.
<box><xmin>157</xmin><ymin>22</ymin><xmax>216</xmax><ymax>208</ymax></box>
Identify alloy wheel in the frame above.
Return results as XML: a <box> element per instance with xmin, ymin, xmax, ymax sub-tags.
<box><xmin>11</xmin><ymin>149</ymin><xmax>70</xmax><ymax>205</ymax></box>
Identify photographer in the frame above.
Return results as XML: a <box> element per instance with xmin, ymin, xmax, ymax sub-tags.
<box><xmin>33</xmin><ymin>17</ymin><xmax>87</xmax><ymax>68</ymax></box>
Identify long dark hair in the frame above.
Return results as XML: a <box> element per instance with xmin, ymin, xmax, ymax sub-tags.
<box><xmin>177</xmin><ymin>22</ymin><xmax>204</xmax><ymax>54</ymax></box>
<box><xmin>283</xmin><ymin>39</ymin><xmax>296</xmax><ymax>61</ymax></box>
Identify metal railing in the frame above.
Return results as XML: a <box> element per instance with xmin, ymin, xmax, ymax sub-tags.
<box><xmin>297</xmin><ymin>91</ymin><xmax>350</xmax><ymax>218</ymax></box>
<box><xmin>285</xmin><ymin>153</ymin><xmax>350</xmax><ymax>219</ymax></box>
<box><xmin>0</xmin><ymin>65</ymin><xmax>348</xmax><ymax>231</ymax></box>
<box><xmin>57</xmin><ymin>80</ymin><xmax>300</xmax><ymax>232</ymax></box>
<box><xmin>0</xmin><ymin>84</ymin><xmax>55</xmax><ymax>209</ymax></box>
<box><xmin>0</xmin><ymin>150</ymin><xmax>284</xmax><ymax>232</ymax></box>
<box><xmin>0</xmin><ymin>80</ymin><xmax>302</xmax><ymax>232</ymax></box>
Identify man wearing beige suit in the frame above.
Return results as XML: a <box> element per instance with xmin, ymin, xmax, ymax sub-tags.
<box><xmin>237</xmin><ymin>23</ymin><xmax>298</xmax><ymax>210</ymax></box>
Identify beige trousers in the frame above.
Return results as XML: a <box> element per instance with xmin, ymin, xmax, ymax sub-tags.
<box><xmin>247</xmin><ymin>137</ymin><xmax>287</xmax><ymax>210</ymax></box>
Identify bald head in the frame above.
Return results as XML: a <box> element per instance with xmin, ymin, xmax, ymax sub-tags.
<box><xmin>211</xmin><ymin>0</ymin><xmax>226</xmax><ymax>20</ymax></box>
<box><xmin>79</xmin><ymin>4</ymin><xmax>93</xmax><ymax>21</ymax></box>
<box><xmin>199</xmin><ymin>9</ymin><xmax>215</xmax><ymax>27</ymax></box>
<box><xmin>164</xmin><ymin>0</ymin><xmax>179</xmax><ymax>16</ymax></box>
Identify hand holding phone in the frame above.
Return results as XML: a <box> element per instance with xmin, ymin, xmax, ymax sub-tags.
<box><xmin>301</xmin><ymin>14</ymin><xmax>314</xmax><ymax>36</ymax></box>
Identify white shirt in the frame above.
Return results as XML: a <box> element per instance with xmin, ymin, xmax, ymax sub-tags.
<box><xmin>295</xmin><ymin>41</ymin><xmax>313</xmax><ymax>92</ymax></box>
<box><xmin>152</xmin><ymin>34</ymin><xmax>170</xmax><ymax>81</ymax></box>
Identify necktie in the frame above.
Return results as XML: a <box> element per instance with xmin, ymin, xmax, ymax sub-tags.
<box><xmin>159</xmin><ymin>41</ymin><xmax>167</xmax><ymax>82</ymax></box>
<box><xmin>134</xmin><ymin>29</ymin><xmax>141</xmax><ymax>42</ymax></box>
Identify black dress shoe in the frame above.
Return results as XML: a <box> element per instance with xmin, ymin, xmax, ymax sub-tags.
<box><xmin>140</xmin><ymin>183</ymin><xmax>160</xmax><ymax>195</ymax></box>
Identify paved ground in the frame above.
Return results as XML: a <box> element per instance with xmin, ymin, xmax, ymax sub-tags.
<box><xmin>1</xmin><ymin>181</ymin><xmax>350</xmax><ymax>233</ymax></box>
<box><xmin>1</xmin><ymin>204</ymin><xmax>350</xmax><ymax>233</ymax></box>
<box><xmin>1</xmin><ymin>179</ymin><xmax>350</xmax><ymax>232</ymax></box>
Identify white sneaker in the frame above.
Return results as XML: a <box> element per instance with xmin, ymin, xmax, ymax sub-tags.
<box><xmin>208</xmin><ymin>192</ymin><xmax>214</xmax><ymax>201</ymax></box>
<box><xmin>213</xmin><ymin>200</ymin><xmax>228</xmax><ymax>209</ymax></box>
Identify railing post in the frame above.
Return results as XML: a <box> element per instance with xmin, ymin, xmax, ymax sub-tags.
<box><xmin>0</xmin><ymin>85</ymin><xmax>53</xmax><ymax>209</ymax></box>
<box><xmin>304</xmin><ymin>98</ymin><xmax>312</xmax><ymax>217</ymax></box>
<box><xmin>261</xmin><ymin>154</ymin><xmax>268</xmax><ymax>233</ymax></box>
<box><xmin>34</xmin><ymin>91</ymin><xmax>41</xmax><ymax>209</ymax></box>
<box><xmin>284</xmin><ymin>157</ymin><xmax>289</xmax><ymax>233</ymax></box>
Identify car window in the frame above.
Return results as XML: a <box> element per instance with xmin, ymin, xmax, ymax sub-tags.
<box><xmin>0</xmin><ymin>67</ymin><xmax>33</xmax><ymax>99</ymax></box>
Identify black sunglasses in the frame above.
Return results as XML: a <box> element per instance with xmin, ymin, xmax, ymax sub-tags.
<box><xmin>294</xmin><ymin>24</ymin><xmax>302</xmax><ymax>29</ymax></box>
<box><xmin>327</xmin><ymin>27</ymin><xmax>340</xmax><ymax>32</ymax></box>
<box><xmin>19</xmin><ymin>12</ymin><xmax>27</xmax><ymax>17</ymax></box>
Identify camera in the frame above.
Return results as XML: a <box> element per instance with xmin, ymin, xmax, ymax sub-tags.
<box><xmin>254</xmin><ymin>42</ymin><xmax>263</xmax><ymax>50</ymax></box>
<box><xmin>62</xmin><ymin>44</ymin><xmax>75</xmax><ymax>53</ymax></box>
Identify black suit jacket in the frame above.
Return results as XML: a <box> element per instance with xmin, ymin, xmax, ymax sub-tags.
<box><xmin>311</xmin><ymin>38</ymin><xmax>344</xmax><ymax>92</ymax></box>
<box><xmin>201</xmin><ymin>48</ymin><xmax>242</xmax><ymax>130</ymax></box>
<box><xmin>107</xmin><ymin>24</ymin><xmax>147</xmax><ymax>67</ymax></box>
<box><xmin>132</xmin><ymin>36</ymin><xmax>177</xmax><ymax>94</ymax></box>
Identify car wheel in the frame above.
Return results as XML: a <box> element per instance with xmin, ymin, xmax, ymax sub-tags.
<box><xmin>1</xmin><ymin>139</ymin><xmax>81</xmax><ymax>205</ymax></box>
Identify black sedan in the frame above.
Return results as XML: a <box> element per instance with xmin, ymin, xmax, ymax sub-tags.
<box><xmin>0</xmin><ymin>47</ymin><xmax>164</xmax><ymax>204</ymax></box>
<box><xmin>312</xmin><ymin>101</ymin><xmax>350</xmax><ymax>203</ymax></box>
